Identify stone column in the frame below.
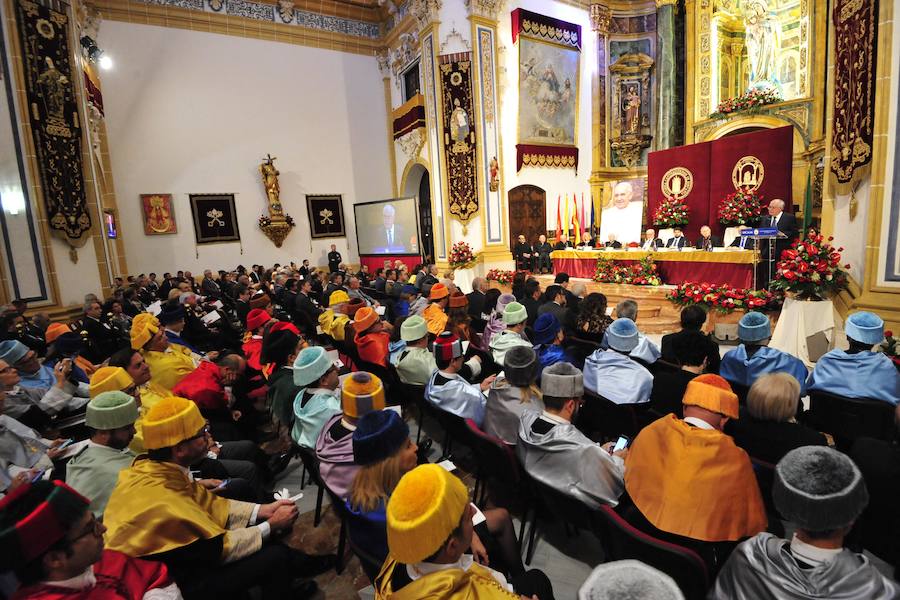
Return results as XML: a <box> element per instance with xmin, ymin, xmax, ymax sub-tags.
<box><xmin>655</xmin><ymin>0</ymin><xmax>677</xmax><ymax>150</ymax></box>
<box><xmin>588</xmin><ymin>4</ymin><xmax>611</xmax><ymax>204</ymax></box>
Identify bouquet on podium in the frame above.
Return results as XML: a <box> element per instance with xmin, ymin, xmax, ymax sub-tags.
<box><xmin>770</xmin><ymin>231</ymin><xmax>850</xmax><ymax>300</ymax></box>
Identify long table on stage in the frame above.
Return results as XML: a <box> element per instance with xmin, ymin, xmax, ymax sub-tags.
<box><xmin>551</xmin><ymin>249</ymin><xmax>757</xmax><ymax>288</ymax></box>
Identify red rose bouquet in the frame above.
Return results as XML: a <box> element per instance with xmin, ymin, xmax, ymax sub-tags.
<box><xmin>668</xmin><ymin>281</ymin><xmax>783</xmax><ymax>314</ymax></box>
<box><xmin>770</xmin><ymin>231</ymin><xmax>850</xmax><ymax>300</ymax></box>
<box><xmin>594</xmin><ymin>256</ymin><xmax>662</xmax><ymax>286</ymax></box>
<box><xmin>653</xmin><ymin>196</ymin><xmax>689</xmax><ymax>228</ymax></box>
<box><xmin>718</xmin><ymin>187</ymin><xmax>764</xmax><ymax>226</ymax></box>
<box><xmin>485</xmin><ymin>269</ymin><xmax>515</xmax><ymax>286</ymax></box>
<box><xmin>879</xmin><ymin>330</ymin><xmax>900</xmax><ymax>370</ymax></box>
<box><xmin>449</xmin><ymin>241</ymin><xmax>476</xmax><ymax>269</ymax></box>
<box><xmin>710</xmin><ymin>88</ymin><xmax>782</xmax><ymax>119</ymax></box>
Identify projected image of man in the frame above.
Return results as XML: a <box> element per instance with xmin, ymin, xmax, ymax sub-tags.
<box><xmin>379</xmin><ymin>204</ymin><xmax>407</xmax><ymax>253</ymax></box>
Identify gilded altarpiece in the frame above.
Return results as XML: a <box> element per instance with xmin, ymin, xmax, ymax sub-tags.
<box><xmin>609</xmin><ymin>52</ymin><xmax>654</xmax><ymax>169</ymax></box>
<box><xmin>438</xmin><ymin>52</ymin><xmax>478</xmax><ymax>228</ymax></box>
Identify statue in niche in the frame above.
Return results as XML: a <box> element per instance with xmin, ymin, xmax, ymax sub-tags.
<box><xmin>623</xmin><ymin>85</ymin><xmax>641</xmax><ymax>134</ymax></box>
<box><xmin>743</xmin><ymin>0</ymin><xmax>781</xmax><ymax>90</ymax></box>
<box><xmin>259</xmin><ymin>154</ymin><xmax>283</xmax><ymax>216</ymax></box>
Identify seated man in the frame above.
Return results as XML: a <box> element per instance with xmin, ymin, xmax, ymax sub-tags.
<box><xmin>729</xmin><ymin>225</ymin><xmax>751</xmax><ymax>249</ymax></box>
<box><xmin>489</xmin><ymin>302</ymin><xmax>532</xmax><ymax>365</ymax></box>
<box><xmin>604</xmin><ymin>234</ymin><xmax>622</xmax><ymax>249</ymax></box>
<box><xmin>0</xmin><ymin>388</ymin><xmax>70</xmax><ymax>492</ymax></box>
<box><xmin>517</xmin><ymin>362</ymin><xmax>625</xmax><ymax>509</ymax></box>
<box><xmin>132</xmin><ymin>313</ymin><xmax>195</xmax><ymax>394</ymax></box>
<box><xmin>103</xmin><ymin>396</ymin><xmax>331</xmax><ymax>599</ymax></box>
<box><xmin>720</xmin><ymin>311</ymin><xmax>808</xmax><ymax>394</ymax></box>
<box><xmin>808</xmin><ymin>311</ymin><xmax>898</xmax><ymax>405</ymax></box>
<box><xmin>0</xmin><ymin>354</ymin><xmax>80</xmax><ymax>429</ymax></box>
<box><xmin>513</xmin><ymin>234</ymin><xmax>533</xmax><ymax>271</ymax></box>
<box><xmin>425</xmin><ymin>333</ymin><xmax>495</xmax><ymax>426</ymax></box>
<box><xmin>423</xmin><ymin>283</ymin><xmax>450</xmax><ymax>336</ymax></box>
<box><xmin>665</xmin><ymin>227</ymin><xmax>688</xmax><ymax>249</ymax></box>
<box><xmin>161</xmin><ymin>303</ymin><xmax>203</xmax><ymax>357</ymax></box>
<box><xmin>533</xmin><ymin>234</ymin><xmax>553</xmax><ymax>273</ymax></box>
<box><xmin>0</xmin><ymin>340</ymin><xmax>89</xmax><ymax>413</ymax></box>
<box><xmin>172</xmin><ymin>353</ymin><xmax>248</xmax><ymax>441</ymax></box>
<box><xmin>641</xmin><ymin>229</ymin><xmax>663</xmax><ymax>250</ymax></box>
<box><xmin>711</xmin><ymin>446</ymin><xmax>899</xmax><ymax>599</ymax></box>
<box><xmin>65</xmin><ymin>390</ymin><xmax>139</xmax><ymax>517</ymax></box>
<box><xmin>625</xmin><ymin>375</ymin><xmax>766</xmax><ymax>547</ymax></box>
<box><xmin>396</xmin><ymin>316</ymin><xmax>480</xmax><ymax>386</ymax></box>
<box><xmin>353</xmin><ymin>307</ymin><xmax>392</xmax><ymax>368</ymax></box>
<box><xmin>318</xmin><ymin>290</ymin><xmax>352</xmax><ymax>342</ymax></box>
<box><xmin>579</xmin><ymin>561</ymin><xmax>683</xmax><ymax>599</ymax></box>
<box><xmin>316</xmin><ymin>372</ymin><xmax>385</xmax><ymax>499</ymax></box>
<box><xmin>291</xmin><ymin>346</ymin><xmax>340</xmax><ymax>449</ymax></box>
<box><xmin>605</xmin><ymin>299</ymin><xmax>660</xmax><ymax>365</ymax></box>
<box><xmin>650</xmin><ymin>330</ymin><xmax>707</xmax><ymax>418</ymax></box>
<box><xmin>695</xmin><ymin>225</ymin><xmax>721</xmax><ymax>251</ymax></box>
<box><xmin>584</xmin><ymin>318</ymin><xmax>653</xmax><ymax>405</ymax></box>
<box><xmin>661</xmin><ymin>305</ymin><xmax>720</xmax><ymax>374</ymax></box>
<box><xmin>537</xmin><ymin>285</ymin><xmax>568</xmax><ymax>326</ymax></box>
<box><xmin>0</xmin><ymin>480</ymin><xmax>179</xmax><ymax>599</ymax></box>
<box><xmin>532</xmin><ymin>313</ymin><xmax>577</xmax><ymax>369</ymax></box>
<box><xmin>241</xmin><ymin>308</ymin><xmax>272</xmax><ymax>373</ymax></box>
<box><xmin>375</xmin><ymin>464</ymin><xmax>553</xmax><ymax>599</ymax></box>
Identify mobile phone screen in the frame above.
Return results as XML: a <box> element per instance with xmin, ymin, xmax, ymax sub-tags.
<box><xmin>613</xmin><ymin>435</ymin><xmax>630</xmax><ymax>452</ymax></box>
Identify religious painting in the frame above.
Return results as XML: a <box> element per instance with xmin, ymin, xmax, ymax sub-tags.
<box><xmin>189</xmin><ymin>194</ymin><xmax>240</xmax><ymax>244</ymax></box>
<box><xmin>512</xmin><ymin>9</ymin><xmax>581</xmax><ymax>172</ymax></box>
<box><xmin>439</xmin><ymin>52</ymin><xmax>478</xmax><ymax>225</ymax></box>
<box><xmin>598</xmin><ymin>178</ymin><xmax>646</xmax><ymax>245</ymax></box>
<box><xmin>141</xmin><ymin>194</ymin><xmax>177</xmax><ymax>235</ymax></box>
<box><xmin>306</xmin><ymin>195</ymin><xmax>345</xmax><ymax>239</ymax></box>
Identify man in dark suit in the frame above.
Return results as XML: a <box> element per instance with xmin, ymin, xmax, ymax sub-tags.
<box><xmin>665</xmin><ymin>227</ymin><xmax>688</xmax><ymax>249</ymax></box>
<box><xmin>533</xmin><ymin>235</ymin><xmax>553</xmax><ymax>273</ymax></box>
<box><xmin>695</xmin><ymin>225</ymin><xmax>722</xmax><ymax>251</ymax></box>
<box><xmin>466</xmin><ymin>277</ymin><xmax>487</xmax><ymax>320</ymax></box>
<box><xmin>553</xmin><ymin>234</ymin><xmax>572</xmax><ymax>250</ymax></box>
<box><xmin>604</xmin><ymin>234</ymin><xmax>622</xmax><ymax>249</ymax></box>
<box><xmin>729</xmin><ymin>225</ymin><xmax>752</xmax><ymax>250</ymax></box>
<box><xmin>513</xmin><ymin>235</ymin><xmax>533</xmax><ymax>271</ymax></box>
<box><xmin>537</xmin><ymin>284</ymin><xmax>567</xmax><ymax>325</ymax></box>
<box><xmin>372</xmin><ymin>268</ymin><xmax>387</xmax><ymax>292</ymax></box>
<box><xmin>293</xmin><ymin>278</ymin><xmax>322</xmax><ymax>335</ymax></box>
<box><xmin>327</xmin><ymin>245</ymin><xmax>342</xmax><ymax>273</ymax></box>
<box><xmin>521</xmin><ymin>278</ymin><xmax>542</xmax><ymax>326</ymax></box>
<box><xmin>660</xmin><ymin>305</ymin><xmax>721</xmax><ymax>374</ymax></box>
<box><xmin>377</xmin><ymin>204</ymin><xmax>407</xmax><ymax>252</ymax></box>
<box><xmin>201</xmin><ymin>270</ymin><xmax>223</xmax><ymax>299</ymax></box>
<box><xmin>81</xmin><ymin>300</ymin><xmax>121</xmax><ymax>363</ymax></box>
<box><xmin>640</xmin><ymin>228</ymin><xmax>664</xmax><ymax>250</ymax></box>
<box><xmin>759</xmin><ymin>198</ymin><xmax>799</xmax><ymax>286</ymax></box>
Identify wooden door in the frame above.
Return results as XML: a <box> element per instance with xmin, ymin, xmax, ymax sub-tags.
<box><xmin>507</xmin><ymin>185</ymin><xmax>547</xmax><ymax>250</ymax></box>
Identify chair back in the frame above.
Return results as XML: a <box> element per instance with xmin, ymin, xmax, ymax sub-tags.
<box><xmin>595</xmin><ymin>505</ymin><xmax>710</xmax><ymax>600</ymax></box>
<box><xmin>464</xmin><ymin>419</ymin><xmax>521</xmax><ymax>488</ymax></box>
<box><xmin>564</xmin><ymin>336</ymin><xmax>601</xmax><ymax>365</ymax></box>
<box><xmin>529</xmin><ymin>474</ymin><xmax>597</xmax><ymax>532</ymax></box>
<box><xmin>431</xmin><ymin>405</ymin><xmax>477</xmax><ymax>450</ymax></box>
<box><xmin>576</xmin><ymin>389</ymin><xmax>640</xmax><ymax>442</ymax></box>
<box><xmin>808</xmin><ymin>390</ymin><xmax>896</xmax><ymax>447</ymax></box>
<box><xmin>295</xmin><ymin>445</ymin><xmax>325</xmax><ymax>487</ymax></box>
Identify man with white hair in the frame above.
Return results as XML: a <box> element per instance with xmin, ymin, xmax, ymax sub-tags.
<box><xmin>201</xmin><ymin>269</ymin><xmax>222</xmax><ymax>298</ymax></box>
<box><xmin>347</xmin><ymin>276</ymin><xmax>377</xmax><ymax>307</ymax></box>
<box><xmin>379</xmin><ymin>203</ymin><xmax>406</xmax><ymax>252</ymax></box>
<box><xmin>695</xmin><ymin>224</ymin><xmax>722</xmax><ymax>251</ymax></box>
<box><xmin>604</xmin><ymin>299</ymin><xmax>661</xmax><ymax>365</ymax></box>
<box><xmin>534</xmin><ymin>234</ymin><xmax>553</xmax><ymax>273</ymax></box>
<box><xmin>466</xmin><ymin>277</ymin><xmax>488</xmax><ymax>321</ymax></box>
<box><xmin>600</xmin><ymin>180</ymin><xmax>644</xmax><ymax>243</ymax></box>
<box><xmin>641</xmin><ymin>228</ymin><xmax>663</xmax><ymax>250</ymax></box>
<box><xmin>761</xmin><ymin>199</ymin><xmax>798</xmax><ymax>284</ymax></box>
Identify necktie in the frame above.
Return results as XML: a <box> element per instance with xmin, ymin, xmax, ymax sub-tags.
<box><xmin>771</xmin><ymin>216</ymin><xmax>777</xmax><ymax>227</ymax></box>
<box><xmin>388</xmin><ymin>230</ymin><xmax>392</xmax><ymax>246</ymax></box>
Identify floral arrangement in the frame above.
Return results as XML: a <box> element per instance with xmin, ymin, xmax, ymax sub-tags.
<box><xmin>593</xmin><ymin>256</ymin><xmax>663</xmax><ymax>286</ymax></box>
<box><xmin>258</xmin><ymin>214</ymin><xmax>295</xmax><ymax>228</ymax></box>
<box><xmin>770</xmin><ymin>231</ymin><xmax>850</xmax><ymax>300</ymax></box>
<box><xmin>626</xmin><ymin>241</ymin><xmax>640</xmax><ymax>248</ymax></box>
<box><xmin>653</xmin><ymin>196</ymin><xmax>690</xmax><ymax>228</ymax></box>
<box><xmin>879</xmin><ymin>330</ymin><xmax>900</xmax><ymax>370</ymax></box>
<box><xmin>668</xmin><ymin>282</ymin><xmax>784</xmax><ymax>314</ymax></box>
<box><xmin>449</xmin><ymin>241</ymin><xmax>476</xmax><ymax>269</ymax></box>
<box><xmin>485</xmin><ymin>269</ymin><xmax>515</xmax><ymax>286</ymax></box>
<box><xmin>718</xmin><ymin>187</ymin><xmax>765</xmax><ymax>226</ymax></box>
<box><xmin>710</xmin><ymin>88</ymin><xmax>783</xmax><ymax>119</ymax></box>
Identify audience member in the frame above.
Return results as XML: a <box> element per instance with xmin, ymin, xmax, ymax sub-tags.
<box><xmin>353</xmin><ymin>307</ymin><xmax>391</xmax><ymax>368</ymax></box>
<box><xmin>172</xmin><ymin>353</ymin><xmax>248</xmax><ymax>441</ymax></box>
<box><xmin>518</xmin><ymin>362</ymin><xmax>625</xmax><ymax>508</ymax></box>
<box><xmin>241</xmin><ymin>308</ymin><xmax>272</xmax><ymax>372</ymax></box>
<box><xmin>481</xmin><ymin>293</ymin><xmax>516</xmax><ymax>351</ymax></box>
<box><xmin>726</xmin><ymin>373</ymin><xmax>826</xmax><ymax>464</ymax></box>
<box><xmin>573</xmin><ymin>292</ymin><xmax>613</xmax><ymax>344</ymax></box>
<box><xmin>489</xmin><ymin>302</ymin><xmax>532</xmax><ymax>365</ymax></box>
<box><xmin>426</xmin><ymin>332</ymin><xmax>495</xmax><ymax>426</ymax></box>
<box><xmin>624</xmin><ymin>375</ymin><xmax>766</xmax><ymax>552</ymax></box>
<box><xmin>484</xmin><ymin>345</ymin><xmax>543</xmax><ymax>445</ymax></box>
<box><xmin>720</xmin><ymin>311</ymin><xmax>808</xmax><ymax>394</ymax></box>
<box><xmin>578</xmin><ymin>560</ymin><xmax>684</xmax><ymax>600</ymax></box>
<box><xmin>131</xmin><ymin>314</ymin><xmax>195</xmax><ymax>394</ymax></box>
<box><xmin>710</xmin><ymin>446</ymin><xmax>899</xmax><ymax>599</ymax></box>
<box><xmin>583</xmin><ymin>319</ymin><xmax>653</xmax><ymax>405</ymax></box>
<box><xmin>466</xmin><ymin>278</ymin><xmax>488</xmax><ymax>322</ymax></box>
<box><xmin>318</xmin><ymin>290</ymin><xmax>352</xmax><ymax>342</ymax></box>
<box><xmin>0</xmin><ymin>388</ymin><xmax>67</xmax><ymax>492</ymax></box>
<box><xmin>649</xmin><ymin>330</ymin><xmax>707</xmax><ymax>418</ymax></box>
<box><xmin>396</xmin><ymin>316</ymin><xmax>480</xmax><ymax>386</ymax></box>
<box><xmin>532</xmin><ymin>313</ymin><xmax>577</xmax><ymax>369</ymax></box>
<box><xmin>607</xmin><ymin>299</ymin><xmax>660</xmax><ymax>365</ymax></box>
<box><xmin>0</xmin><ymin>339</ymin><xmax>89</xmax><ymax>404</ymax></box>
<box><xmin>446</xmin><ymin>292</ymin><xmax>478</xmax><ymax>347</ymax></box>
<box><xmin>521</xmin><ymin>278</ymin><xmax>542</xmax><ymax>326</ymax></box>
<box><xmin>316</xmin><ymin>372</ymin><xmax>385</xmax><ymax>499</ymax></box>
<box><xmin>259</xmin><ymin>322</ymin><xmax>302</xmax><ymax>427</ymax></box>
<box><xmin>423</xmin><ymin>283</ymin><xmax>450</xmax><ymax>336</ymax></box>
<box><xmin>808</xmin><ymin>311</ymin><xmax>898</xmax><ymax>404</ymax></box>
<box><xmin>538</xmin><ymin>285</ymin><xmax>568</xmax><ymax>328</ymax></box>
<box><xmin>661</xmin><ymin>305</ymin><xmax>721</xmax><ymax>374</ymax></box>
<box><xmin>0</xmin><ymin>480</ymin><xmax>180</xmax><ymax>599</ymax></box>
<box><xmin>0</xmin><ymin>352</ymin><xmax>81</xmax><ymax>425</ymax></box>
<box><xmin>290</xmin><ymin>346</ymin><xmax>341</xmax><ymax>449</ymax></box>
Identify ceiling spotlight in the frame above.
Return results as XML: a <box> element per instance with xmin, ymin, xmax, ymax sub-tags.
<box><xmin>99</xmin><ymin>54</ymin><xmax>113</xmax><ymax>70</ymax></box>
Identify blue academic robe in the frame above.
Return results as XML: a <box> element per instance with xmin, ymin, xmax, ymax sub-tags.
<box><xmin>17</xmin><ymin>365</ymin><xmax>56</xmax><ymax>390</ymax></box>
<box><xmin>535</xmin><ymin>344</ymin><xmax>579</xmax><ymax>370</ymax></box>
<box><xmin>807</xmin><ymin>349</ymin><xmax>899</xmax><ymax>405</ymax></box>
<box><xmin>720</xmin><ymin>345</ymin><xmax>809</xmax><ymax>395</ymax></box>
<box><xmin>425</xmin><ymin>370</ymin><xmax>486</xmax><ymax>426</ymax></box>
<box><xmin>601</xmin><ymin>331</ymin><xmax>661</xmax><ymax>364</ymax></box>
<box><xmin>583</xmin><ymin>349</ymin><xmax>653</xmax><ymax>405</ymax></box>
<box><xmin>165</xmin><ymin>330</ymin><xmax>202</xmax><ymax>355</ymax></box>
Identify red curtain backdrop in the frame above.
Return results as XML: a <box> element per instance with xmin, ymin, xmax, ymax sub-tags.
<box><xmin>707</xmin><ymin>126</ymin><xmax>794</xmax><ymax>231</ymax></box>
<box><xmin>647</xmin><ymin>141</ymin><xmax>712</xmax><ymax>243</ymax></box>
<box><xmin>648</xmin><ymin>126</ymin><xmax>794</xmax><ymax>242</ymax></box>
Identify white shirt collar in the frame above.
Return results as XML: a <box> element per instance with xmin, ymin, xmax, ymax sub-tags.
<box><xmin>540</xmin><ymin>410</ymin><xmax>569</xmax><ymax>425</ymax></box>
<box><xmin>408</xmin><ymin>555</ymin><xmax>511</xmax><ymax>591</ymax></box>
<box><xmin>42</xmin><ymin>567</ymin><xmax>96</xmax><ymax>590</ymax></box>
<box><xmin>684</xmin><ymin>416</ymin><xmax>715</xmax><ymax>430</ymax></box>
<box><xmin>790</xmin><ymin>533</ymin><xmax>842</xmax><ymax>565</ymax></box>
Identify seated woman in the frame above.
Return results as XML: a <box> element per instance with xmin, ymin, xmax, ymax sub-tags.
<box><xmin>480</xmin><ymin>293</ymin><xmax>516</xmax><ymax>352</ymax></box>
<box><xmin>725</xmin><ymin>372</ymin><xmax>827</xmax><ymax>464</ymax></box>
<box><xmin>484</xmin><ymin>346</ymin><xmax>543</xmax><ymax>445</ymax></box>
<box><xmin>573</xmin><ymin>293</ymin><xmax>613</xmax><ymax>345</ymax></box>
<box><xmin>347</xmin><ymin>410</ymin><xmax>526</xmax><ymax>581</ymax></box>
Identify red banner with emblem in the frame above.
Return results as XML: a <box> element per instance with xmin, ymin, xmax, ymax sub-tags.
<box><xmin>647</xmin><ymin>141</ymin><xmax>711</xmax><ymax>242</ymax></box>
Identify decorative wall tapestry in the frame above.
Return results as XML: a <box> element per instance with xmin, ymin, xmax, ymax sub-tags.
<box><xmin>512</xmin><ymin>8</ymin><xmax>581</xmax><ymax>173</ymax></box>
<box><xmin>189</xmin><ymin>194</ymin><xmax>240</xmax><ymax>244</ymax></box>
<box><xmin>141</xmin><ymin>194</ymin><xmax>177</xmax><ymax>235</ymax></box>
<box><xmin>830</xmin><ymin>0</ymin><xmax>877</xmax><ymax>190</ymax></box>
<box><xmin>15</xmin><ymin>0</ymin><xmax>91</xmax><ymax>247</ymax></box>
<box><xmin>306</xmin><ymin>195</ymin><xmax>346</xmax><ymax>239</ymax></box>
<box><xmin>439</xmin><ymin>52</ymin><xmax>478</xmax><ymax>226</ymax></box>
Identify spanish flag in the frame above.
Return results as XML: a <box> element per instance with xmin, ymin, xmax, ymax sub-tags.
<box><xmin>572</xmin><ymin>197</ymin><xmax>581</xmax><ymax>245</ymax></box>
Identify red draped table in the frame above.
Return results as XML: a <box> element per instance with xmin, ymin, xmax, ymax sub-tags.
<box><xmin>551</xmin><ymin>249</ymin><xmax>757</xmax><ymax>288</ymax></box>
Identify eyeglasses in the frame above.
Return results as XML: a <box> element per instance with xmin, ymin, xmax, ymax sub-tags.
<box><xmin>122</xmin><ymin>384</ymin><xmax>138</xmax><ymax>396</ymax></box>
<box><xmin>69</xmin><ymin>514</ymin><xmax>103</xmax><ymax>542</ymax></box>
<box><xmin>182</xmin><ymin>426</ymin><xmax>210</xmax><ymax>443</ymax></box>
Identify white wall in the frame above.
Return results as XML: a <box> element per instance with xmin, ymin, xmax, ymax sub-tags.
<box><xmin>832</xmin><ymin>178</ymin><xmax>870</xmax><ymax>285</ymax></box>
<box><xmin>101</xmin><ymin>22</ymin><xmax>392</xmax><ymax>275</ymax></box>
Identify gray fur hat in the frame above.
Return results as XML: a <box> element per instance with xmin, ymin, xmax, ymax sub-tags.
<box><xmin>578</xmin><ymin>560</ymin><xmax>684</xmax><ymax>600</ymax></box>
<box><xmin>772</xmin><ymin>446</ymin><xmax>869</xmax><ymax>532</ymax></box>
<box><xmin>541</xmin><ymin>362</ymin><xmax>583</xmax><ymax>399</ymax></box>
<box><xmin>503</xmin><ymin>345</ymin><xmax>538</xmax><ymax>388</ymax></box>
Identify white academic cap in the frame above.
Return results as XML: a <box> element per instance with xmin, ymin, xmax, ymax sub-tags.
<box><xmin>578</xmin><ymin>560</ymin><xmax>684</xmax><ymax>600</ymax></box>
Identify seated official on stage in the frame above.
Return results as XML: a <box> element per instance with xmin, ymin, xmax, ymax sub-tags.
<box><xmin>554</xmin><ymin>234</ymin><xmax>572</xmax><ymax>250</ymax></box>
<box><xmin>604</xmin><ymin>234</ymin><xmax>622</xmax><ymax>249</ymax></box>
<box><xmin>533</xmin><ymin>235</ymin><xmax>553</xmax><ymax>273</ymax></box>
<box><xmin>729</xmin><ymin>225</ymin><xmax>752</xmax><ymax>249</ymax></box>
<box><xmin>517</xmin><ymin>362</ymin><xmax>625</xmax><ymax>509</ymax></box>
<box><xmin>665</xmin><ymin>227</ymin><xmax>688</xmax><ymax>249</ymax></box>
<box><xmin>513</xmin><ymin>235</ymin><xmax>533</xmax><ymax>271</ymax></box>
<box><xmin>584</xmin><ymin>318</ymin><xmax>653</xmax><ymax>405</ymax></box>
<box><xmin>720</xmin><ymin>311</ymin><xmax>808</xmax><ymax>394</ymax></box>
<box><xmin>625</xmin><ymin>375</ymin><xmax>767</xmax><ymax>547</ymax></box>
<box><xmin>711</xmin><ymin>446</ymin><xmax>899</xmax><ymax>600</ymax></box>
<box><xmin>695</xmin><ymin>225</ymin><xmax>722</xmax><ymax>251</ymax></box>
<box><xmin>578</xmin><ymin>233</ymin><xmax>596</xmax><ymax>250</ymax></box>
<box><xmin>425</xmin><ymin>333</ymin><xmax>495</xmax><ymax>427</ymax></box>
<box><xmin>640</xmin><ymin>228</ymin><xmax>663</xmax><ymax>250</ymax></box>
<box><xmin>808</xmin><ymin>311</ymin><xmax>899</xmax><ymax>405</ymax></box>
